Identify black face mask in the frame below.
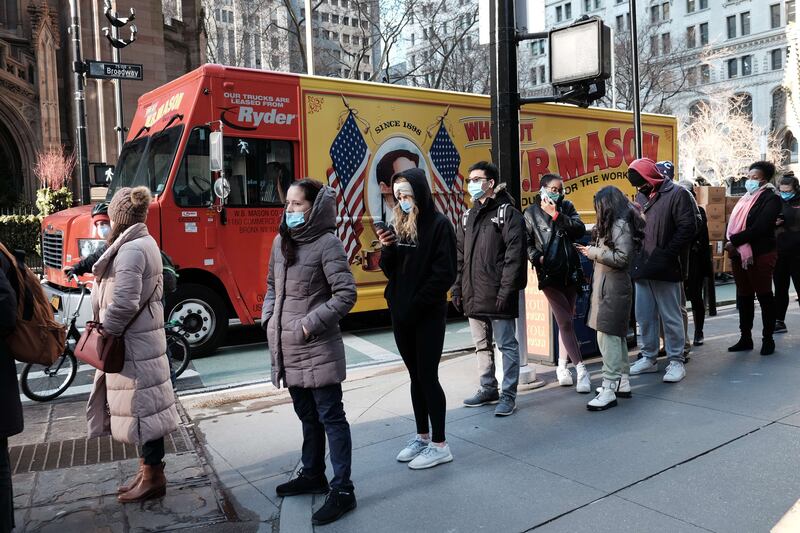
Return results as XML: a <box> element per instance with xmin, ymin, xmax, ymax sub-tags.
<box><xmin>638</xmin><ymin>184</ymin><xmax>653</xmax><ymax>196</ymax></box>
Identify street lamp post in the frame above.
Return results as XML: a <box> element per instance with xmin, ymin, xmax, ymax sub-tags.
<box><xmin>69</xmin><ymin>0</ymin><xmax>90</xmax><ymax>205</ymax></box>
<box><xmin>305</xmin><ymin>0</ymin><xmax>314</xmax><ymax>75</ymax></box>
<box><xmin>629</xmin><ymin>0</ymin><xmax>643</xmax><ymax>158</ymax></box>
<box><xmin>103</xmin><ymin>1</ymin><xmax>137</xmax><ymax>153</ymax></box>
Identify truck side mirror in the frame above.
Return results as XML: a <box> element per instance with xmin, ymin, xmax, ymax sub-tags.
<box><xmin>209</xmin><ymin>131</ymin><xmax>223</xmax><ymax>172</ymax></box>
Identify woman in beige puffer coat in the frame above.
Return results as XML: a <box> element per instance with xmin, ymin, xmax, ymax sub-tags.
<box><xmin>86</xmin><ymin>186</ymin><xmax>178</xmax><ymax>504</ymax></box>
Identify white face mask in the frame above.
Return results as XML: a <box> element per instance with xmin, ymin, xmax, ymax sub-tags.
<box><xmin>97</xmin><ymin>223</ymin><xmax>111</xmax><ymax>239</ymax></box>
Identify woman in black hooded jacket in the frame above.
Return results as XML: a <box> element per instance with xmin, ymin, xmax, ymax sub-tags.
<box><xmin>378</xmin><ymin>168</ymin><xmax>457</xmax><ymax>471</ymax></box>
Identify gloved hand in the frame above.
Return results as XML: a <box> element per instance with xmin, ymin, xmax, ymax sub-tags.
<box><xmin>63</xmin><ymin>267</ymin><xmax>75</xmax><ymax>279</ymax></box>
<box><xmin>496</xmin><ymin>296</ymin><xmax>510</xmax><ymax>313</ymax></box>
<box><xmin>452</xmin><ymin>294</ymin><xmax>463</xmax><ymax>313</ymax></box>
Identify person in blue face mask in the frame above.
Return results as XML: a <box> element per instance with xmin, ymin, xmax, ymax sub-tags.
<box><xmin>452</xmin><ymin>161</ymin><xmax>527</xmax><ymax>417</ymax></box>
<box><xmin>263</xmin><ymin>178</ymin><xmax>359</xmax><ymax>526</ymax></box>
<box><xmin>725</xmin><ymin>161</ymin><xmax>782</xmax><ymax>355</ymax></box>
<box><xmin>774</xmin><ymin>172</ymin><xmax>800</xmax><ymax>334</ymax></box>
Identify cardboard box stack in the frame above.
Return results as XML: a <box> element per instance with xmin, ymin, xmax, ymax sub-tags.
<box><xmin>695</xmin><ymin>186</ymin><xmax>728</xmax><ymax>274</ymax></box>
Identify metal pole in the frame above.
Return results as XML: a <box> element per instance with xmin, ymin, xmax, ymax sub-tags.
<box><xmin>611</xmin><ymin>27</ymin><xmax>617</xmax><ymax>110</ymax></box>
<box><xmin>628</xmin><ymin>0</ymin><xmax>642</xmax><ymax>158</ymax></box>
<box><xmin>304</xmin><ymin>0</ymin><xmax>314</xmax><ymax>74</ymax></box>
<box><xmin>112</xmin><ymin>23</ymin><xmax>125</xmax><ymax>152</ymax></box>
<box><xmin>70</xmin><ymin>0</ymin><xmax>90</xmax><ymax>204</ymax></box>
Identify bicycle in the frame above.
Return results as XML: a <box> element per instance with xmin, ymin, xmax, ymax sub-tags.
<box><xmin>20</xmin><ymin>277</ymin><xmax>192</xmax><ymax>402</ymax></box>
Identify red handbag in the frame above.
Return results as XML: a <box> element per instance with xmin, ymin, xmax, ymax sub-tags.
<box><xmin>75</xmin><ymin>285</ymin><xmax>158</xmax><ymax>374</ymax></box>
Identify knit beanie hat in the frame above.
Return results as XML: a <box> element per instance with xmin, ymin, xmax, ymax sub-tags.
<box><xmin>108</xmin><ymin>186</ymin><xmax>151</xmax><ymax>226</ymax></box>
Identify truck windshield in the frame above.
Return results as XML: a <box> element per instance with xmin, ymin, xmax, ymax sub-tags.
<box><xmin>107</xmin><ymin>125</ymin><xmax>184</xmax><ymax>199</ymax></box>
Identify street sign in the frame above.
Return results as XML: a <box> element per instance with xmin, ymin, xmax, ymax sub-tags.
<box><xmin>85</xmin><ymin>60</ymin><xmax>143</xmax><ymax>80</ymax></box>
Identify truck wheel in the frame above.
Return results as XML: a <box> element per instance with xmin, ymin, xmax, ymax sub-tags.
<box><xmin>166</xmin><ymin>283</ymin><xmax>228</xmax><ymax>357</ymax></box>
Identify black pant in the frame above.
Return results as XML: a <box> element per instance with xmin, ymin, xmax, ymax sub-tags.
<box><xmin>289</xmin><ymin>384</ymin><xmax>353</xmax><ymax>491</ymax></box>
<box><xmin>774</xmin><ymin>254</ymin><xmax>800</xmax><ymax>322</ymax></box>
<box><xmin>141</xmin><ymin>438</ymin><xmax>165</xmax><ymax>466</ymax></box>
<box><xmin>0</xmin><ymin>437</ymin><xmax>13</xmax><ymax>533</ymax></box>
<box><xmin>392</xmin><ymin>305</ymin><xmax>448</xmax><ymax>443</ymax></box>
<box><xmin>685</xmin><ymin>279</ymin><xmax>705</xmax><ymax>336</ymax></box>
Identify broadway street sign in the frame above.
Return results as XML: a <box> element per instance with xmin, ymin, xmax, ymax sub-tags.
<box><xmin>85</xmin><ymin>60</ymin><xmax>143</xmax><ymax>81</ymax></box>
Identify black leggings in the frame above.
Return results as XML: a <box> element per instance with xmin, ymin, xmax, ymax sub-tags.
<box><xmin>0</xmin><ymin>437</ymin><xmax>13</xmax><ymax>533</ymax></box>
<box><xmin>685</xmin><ymin>279</ymin><xmax>705</xmax><ymax>335</ymax></box>
<box><xmin>774</xmin><ymin>254</ymin><xmax>800</xmax><ymax>322</ymax></box>
<box><xmin>140</xmin><ymin>438</ymin><xmax>165</xmax><ymax>466</ymax></box>
<box><xmin>392</xmin><ymin>305</ymin><xmax>448</xmax><ymax>443</ymax></box>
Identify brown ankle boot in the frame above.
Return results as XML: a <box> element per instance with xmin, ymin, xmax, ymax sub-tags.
<box><xmin>118</xmin><ymin>459</ymin><xmax>145</xmax><ymax>494</ymax></box>
<box><xmin>118</xmin><ymin>463</ymin><xmax>166</xmax><ymax>503</ymax></box>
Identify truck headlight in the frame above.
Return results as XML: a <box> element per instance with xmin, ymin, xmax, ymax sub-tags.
<box><xmin>78</xmin><ymin>239</ymin><xmax>106</xmax><ymax>259</ymax></box>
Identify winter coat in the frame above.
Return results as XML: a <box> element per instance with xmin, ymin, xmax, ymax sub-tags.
<box><xmin>453</xmin><ymin>186</ymin><xmax>527</xmax><ymax>319</ymax></box>
<box><xmin>87</xmin><ymin>223</ymin><xmax>178</xmax><ymax>445</ymax></box>
<box><xmin>632</xmin><ymin>179</ymin><xmax>698</xmax><ymax>282</ymax></box>
<box><xmin>261</xmin><ymin>186</ymin><xmax>357</xmax><ymax>389</ymax></box>
<box><xmin>0</xmin><ymin>251</ymin><xmax>22</xmax><ymax>438</ymax></box>
<box><xmin>728</xmin><ymin>186</ymin><xmax>782</xmax><ymax>257</ymax></box>
<box><xmin>776</xmin><ymin>194</ymin><xmax>800</xmax><ymax>258</ymax></box>
<box><xmin>380</xmin><ymin>168</ymin><xmax>457</xmax><ymax>322</ymax></box>
<box><xmin>686</xmin><ymin>206</ymin><xmax>713</xmax><ymax>294</ymax></box>
<box><xmin>523</xmin><ymin>197</ymin><xmax>586</xmax><ymax>290</ymax></box>
<box><xmin>586</xmin><ymin>219</ymin><xmax>635</xmax><ymax>337</ymax></box>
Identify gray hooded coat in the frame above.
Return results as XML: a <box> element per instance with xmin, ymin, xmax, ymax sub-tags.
<box><xmin>261</xmin><ymin>186</ymin><xmax>357</xmax><ymax>389</ymax></box>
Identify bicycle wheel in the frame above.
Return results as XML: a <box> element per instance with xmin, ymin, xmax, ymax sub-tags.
<box><xmin>21</xmin><ymin>351</ymin><xmax>78</xmax><ymax>402</ymax></box>
<box><xmin>166</xmin><ymin>332</ymin><xmax>191</xmax><ymax>379</ymax></box>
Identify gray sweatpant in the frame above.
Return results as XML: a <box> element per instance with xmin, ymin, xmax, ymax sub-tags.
<box><xmin>635</xmin><ymin>280</ymin><xmax>686</xmax><ymax>363</ymax></box>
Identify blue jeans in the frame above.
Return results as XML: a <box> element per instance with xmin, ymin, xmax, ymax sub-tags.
<box><xmin>635</xmin><ymin>280</ymin><xmax>685</xmax><ymax>363</ymax></box>
<box><xmin>468</xmin><ymin>318</ymin><xmax>520</xmax><ymax>400</ymax></box>
<box><xmin>288</xmin><ymin>384</ymin><xmax>353</xmax><ymax>491</ymax></box>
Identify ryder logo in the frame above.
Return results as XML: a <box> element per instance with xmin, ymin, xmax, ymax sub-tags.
<box><xmin>237</xmin><ymin>107</ymin><xmax>297</xmax><ymax>127</ymax></box>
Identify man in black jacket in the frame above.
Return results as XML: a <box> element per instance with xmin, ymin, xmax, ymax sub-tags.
<box><xmin>453</xmin><ymin>162</ymin><xmax>527</xmax><ymax>416</ymax></box>
<box><xmin>627</xmin><ymin>158</ymin><xmax>697</xmax><ymax>383</ymax></box>
<box><xmin>0</xmin><ymin>243</ymin><xmax>22</xmax><ymax>533</ymax></box>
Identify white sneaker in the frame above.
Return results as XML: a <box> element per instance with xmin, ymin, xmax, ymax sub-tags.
<box><xmin>408</xmin><ymin>443</ymin><xmax>453</xmax><ymax>470</ymax></box>
<box><xmin>556</xmin><ymin>367</ymin><xmax>573</xmax><ymax>386</ymax></box>
<box><xmin>587</xmin><ymin>379</ymin><xmax>618</xmax><ymax>411</ymax></box>
<box><xmin>575</xmin><ymin>363</ymin><xmax>591</xmax><ymax>394</ymax></box>
<box><xmin>629</xmin><ymin>357</ymin><xmax>659</xmax><ymax>375</ymax></box>
<box><xmin>663</xmin><ymin>361</ymin><xmax>686</xmax><ymax>383</ymax></box>
<box><xmin>396</xmin><ymin>436</ymin><xmax>430</xmax><ymax>462</ymax></box>
<box><xmin>597</xmin><ymin>374</ymin><xmax>631</xmax><ymax>398</ymax></box>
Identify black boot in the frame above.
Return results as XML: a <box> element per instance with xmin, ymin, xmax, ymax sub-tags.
<box><xmin>312</xmin><ymin>487</ymin><xmax>357</xmax><ymax>525</ymax></box>
<box><xmin>276</xmin><ymin>470</ymin><xmax>330</xmax><ymax>497</ymax></box>
<box><xmin>757</xmin><ymin>293</ymin><xmax>776</xmax><ymax>356</ymax></box>
<box><xmin>693</xmin><ymin>306</ymin><xmax>705</xmax><ymax>346</ymax></box>
<box><xmin>728</xmin><ymin>295</ymin><xmax>754</xmax><ymax>352</ymax></box>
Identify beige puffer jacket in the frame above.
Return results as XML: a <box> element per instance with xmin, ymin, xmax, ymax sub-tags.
<box><xmin>86</xmin><ymin>223</ymin><xmax>178</xmax><ymax>444</ymax></box>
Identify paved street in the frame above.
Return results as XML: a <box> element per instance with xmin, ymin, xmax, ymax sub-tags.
<box><xmin>183</xmin><ymin>300</ymin><xmax>800</xmax><ymax>533</ymax></box>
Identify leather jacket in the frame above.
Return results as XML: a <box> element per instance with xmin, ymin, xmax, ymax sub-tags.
<box><xmin>523</xmin><ymin>198</ymin><xmax>586</xmax><ymax>290</ymax></box>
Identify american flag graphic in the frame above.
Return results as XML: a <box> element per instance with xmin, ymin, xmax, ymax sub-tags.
<box><xmin>327</xmin><ymin>112</ymin><xmax>370</xmax><ymax>263</ymax></box>
<box><xmin>429</xmin><ymin>121</ymin><xmax>467</xmax><ymax>227</ymax></box>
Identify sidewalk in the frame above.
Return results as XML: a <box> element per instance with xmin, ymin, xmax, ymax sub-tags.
<box><xmin>8</xmin><ymin>399</ymin><xmax>251</xmax><ymax>532</ymax></box>
<box><xmin>184</xmin><ymin>303</ymin><xmax>800</xmax><ymax>533</ymax></box>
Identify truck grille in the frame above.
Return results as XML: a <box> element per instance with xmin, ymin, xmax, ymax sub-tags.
<box><xmin>41</xmin><ymin>230</ymin><xmax>63</xmax><ymax>269</ymax></box>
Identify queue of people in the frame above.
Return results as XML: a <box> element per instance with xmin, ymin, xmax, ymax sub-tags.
<box><xmin>2</xmin><ymin>157</ymin><xmax>797</xmax><ymax>530</ymax></box>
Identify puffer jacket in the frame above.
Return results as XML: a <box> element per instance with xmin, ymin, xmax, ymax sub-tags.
<box><xmin>586</xmin><ymin>219</ymin><xmax>635</xmax><ymax>337</ymax></box>
<box><xmin>776</xmin><ymin>193</ymin><xmax>800</xmax><ymax>257</ymax></box>
<box><xmin>453</xmin><ymin>186</ymin><xmax>527</xmax><ymax>319</ymax></box>
<box><xmin>524</xmin><ymin>197</ymin><xmax>586</xmax><ymax>290</ymax></box>
<box><xmin>727</xmin><ymin>185</ymin><xmax>782</xmax><ymax>257</ymax></box>
<box><xmin>379</xmin><ymin>169</ymin><xmax>457</xmax><ymax>322</ymax></box>
<box><xmin>261</xmin><ymin>186</ymin><xmax>357</xmax><ymax>389</ymax></box>
<box><xmin>632</xmin><ymin>179</ymin><xmax>698</xmax><ymax>282</ymax></box>
<box><xmin>0</xmin><ymin>251</ymin><xmax>22</xmax><ymax>438</ymax></box>
<box><xmin>87</xmin><ymin>223</ymin><xmax>178</xmax><ymax>444</ymax></box>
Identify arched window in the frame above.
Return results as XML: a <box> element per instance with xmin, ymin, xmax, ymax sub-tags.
<box><xmin>688</xmin><ymin>100</ymin><xmax>709</xmax><ymax>122</ymax></box>
<box><xmin>729</xmin><ymin>93</ymin><xmax>752</xmax><ymax>121</ymax></box>
<box><xmin>784</xmin><ymin>131</ymin><xmax>799</xmax><ymax>165</ymax></box>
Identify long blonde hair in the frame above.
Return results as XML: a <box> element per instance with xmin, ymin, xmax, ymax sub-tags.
<box><xmin>392</xmin><ymin>178</ymin><xmax>419</xmax><ymax>243</ymax></box>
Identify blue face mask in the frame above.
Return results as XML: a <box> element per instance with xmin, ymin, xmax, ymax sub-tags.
<box><xmin>744</xmin><ymin>180</ymin><xmax>761</xmax><ymax>194</ymax></box>
<box><xmin>96</xmin><ymin>223</ymin><xmax>111</xmax><ymax>239</ymax></box>
<box><xmin>399</xmin><ymin>199</ymin><xmax>414</xmax><ymax>214</ymax></box>
<box><xmin>781</xmin><ymin>191</ymin><xmax>796</xmax><ymax>201</ymax></box>
<box><xmin>285</xmin><ymin>210</ymin><xmax>306</xmax><ymax>228</ymax></box>
<box><xmin>468</xmin><ymin>180</ymin><xmax>486</xmax><ymax>201</ymax></box>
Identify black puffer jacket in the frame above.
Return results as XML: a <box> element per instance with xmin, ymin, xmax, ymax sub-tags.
<box><xmin>632</xmin><ymin>179</ymin><xmax>698</xmax><ymax>282</ymax></box>
<box><xmin>380</xmin><ymin>169</ymin><xmax>457</xmax><ymax>322</ymax></box>
<box><xmin>453</xmin><ymin>186</ymin><xmax>527</xmax><ymax>319</ymax></box>
<box><xmin>686</xmin><ymin>206</ymin><xmax>713</xmax><ymax>293</ymax></box>
<box><xmin>776</xmin><ymin>194</ymin><xmax>800</xmax><ymax>257</ymax></box>
<box><xmin>0</xmin><ymin>250</ymin><xmax>23</xmax><ymax>438</ymax></box>
<box><xmin>524</xmin><ymin>197</ymin><xmax>586</xmax><ymax>290</ymax></box>
<box><xmin>728</xmin><ymin>186</ymin><xmax>782</xmax><ymax>256</ymax></box>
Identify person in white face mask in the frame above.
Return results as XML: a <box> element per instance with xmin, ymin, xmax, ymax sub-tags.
<box><xmin>64</xmin><ymin>202</ymin><xmax>111</xmax><ymax>277</ymax></box>
<box><xmin>452</xmin><ymin>161</ymin><xmax>528</xmax><ymax>416</ymax></box>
